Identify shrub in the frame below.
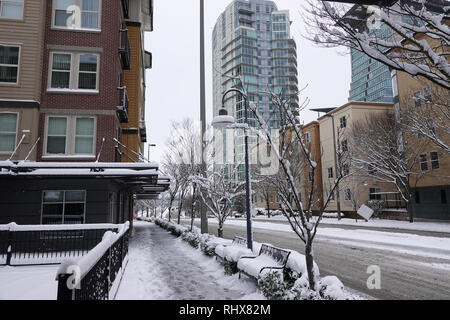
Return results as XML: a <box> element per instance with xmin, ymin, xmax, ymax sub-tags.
<box><xmin>367</xmin><ymin>200</ymin><xmax>386</xmax><ymax>218</ymax></box>
<box><xmin>258</xmin><ymin>272</ymin><xmax>289</xmax><ymax>300</ymax></box>
<box><xmin>223</xmin><ymin>260</ymin><xmax>239</xmax><ymax>275</ymax></box>
<box><xmin>181</xmin><ymin>231</ymin><xmax>200</xmax><ymax>249</ymax></box>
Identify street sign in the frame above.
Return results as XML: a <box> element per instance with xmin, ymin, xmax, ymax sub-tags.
<box><xmin>357</xmin><ymin>204</ymin><xmax>375</xmax><ymax>221</ymax></box>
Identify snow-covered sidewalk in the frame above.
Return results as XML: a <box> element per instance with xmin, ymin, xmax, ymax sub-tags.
<box><xmin>115</xmin><ymin>221</ymin><xmax>264</xmax><ymax>300</ymax></box>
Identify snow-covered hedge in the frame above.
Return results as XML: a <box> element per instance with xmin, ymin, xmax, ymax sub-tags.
<box><xmin>154</xmin><ymin>218</ymin><xmax>352</xmax><ymax>300</ymax></box>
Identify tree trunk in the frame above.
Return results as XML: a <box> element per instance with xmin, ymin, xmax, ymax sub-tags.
<box><xmin>190</xmin><ymin>187</ymin><xmax>196</xmax><ymax>231</ymax></box>
<box><xmin>168</xmin><ymin>203</ymin><xmax>172</xmax><ymax>222</ymax></box>
<box><xmin>305</xmin><ymin>240</ymin><xmax>317</xmax><ymax>291</ymax></box>
<box><xmin>266</xmin><ymin>198</ymin><xmax>271</xmax><ymax>219</ymax></box>
<box><xmin>407</xmin><ymin>200</ymin><xmax>414</xmax><ymax>223</ymax></box>
<box><xmin>218</xmin><ymin>222</ymin><xmax>224</xmax><ymax>238</ymax></box>
<box><xmin>177</xmin><ymin>200</ymin><xmax>183</xmax><ymax>225</ymax></box>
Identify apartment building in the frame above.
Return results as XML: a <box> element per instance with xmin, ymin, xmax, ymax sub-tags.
<box><xmin>0</xmin><ymin>1</ymin><xmax>169</xmax><ymax>226</ymax></box>
<box><xmin>120</xmin><ymin>0</ymin><xmax>153</xmax><ymax>162</ymax></box>
<box><xmin>318</xmin><ymin>102</ymin><xmax>398</xmax><ymax>216</ymax></box>
<box><xmin>0</xmin><ymin>0</ymin><xmax>46</xmax><ymax>161</ymax></box>
<box><xmin>212</xmin><ymin>0</ymin><xmax>298</xmax><ymax>180</ymax></box>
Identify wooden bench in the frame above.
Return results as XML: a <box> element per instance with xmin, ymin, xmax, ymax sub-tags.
<box><xmin>237</xmin><ymin>244</ymin><xmax>291</xmax><ymax>280</ymax></box>
<box><xmin>215</xmin><ymin>236</ymin><xmax>247</xmax><ymax>263</ymax></box>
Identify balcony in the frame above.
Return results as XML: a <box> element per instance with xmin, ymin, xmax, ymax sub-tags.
<box><xmin>119</xmin><ymin>29</ymin><xmax>131</xmax><ymax>70</ymax></box>
<box><xmin>140</xmin><ymin>121</ymin><xmax>147</xmax><ymax>143</ymax></box>
<box><xmin>121</xmin><ymin>0</ymin><xmax>129</xmax><ymax>18</ymax></box>
<box><xmin>117</xmin><ymin>87</ymin><xmax>129</xmax><ymax>123</ymax></box>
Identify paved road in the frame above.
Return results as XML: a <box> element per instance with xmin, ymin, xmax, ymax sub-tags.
<box><xmin>186</xmin><ymin>220</ymin><xmax>450</xmax><ymax>300</ymax></box>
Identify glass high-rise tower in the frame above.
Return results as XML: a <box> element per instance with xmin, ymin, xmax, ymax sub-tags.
<box><xmin>212</xmin><ymin>0</ymin><xmax>298</xmax><ymax>179</ymax></box>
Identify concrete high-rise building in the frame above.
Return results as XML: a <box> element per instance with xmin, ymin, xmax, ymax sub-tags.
<box><xmin>212</xmin><ymin>0</ymin><xmax>299</xmax><ymax>179</ymax></box>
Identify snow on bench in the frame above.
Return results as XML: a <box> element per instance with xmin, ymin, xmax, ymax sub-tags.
<box><xmin>215</xmin><ymin>236</ymin><xmax>251</xmax><ymax>263</ymax></box>
<box><xmin>237</xmin><ymin>244</ymin><xmax>291</xmax><ymax>280</ymax></box>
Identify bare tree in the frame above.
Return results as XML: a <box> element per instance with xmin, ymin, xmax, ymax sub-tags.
<box><xmin>349</xmin><ymin>110</ymin><xmax>427</xmax><ymax>222</ymax></box>
<box><xmin>401</xmin><ymin>85</ymin><xmax>450</xmax><ymax>153</ymax></box>
<box><xmin>225</xmin><ymin>79</ymin><xmax>348</xmax><ymax>291</ymax></box>
<box><xmin>165</xmin><ymin>119</ymin><xmax>203</xmax><ymax>225</ymax></box>
<box><xmin>303</xmin><ymin>0</ymin><xmax>450</xmax><ymax>89</ymax></box>
<box><xmin>190</xmin><ymin>165</ymin><xmax>246</xmax><ymax>238</ymax></box>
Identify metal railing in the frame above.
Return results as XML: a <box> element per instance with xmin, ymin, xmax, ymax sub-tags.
<box><xmin>57</xmin><ymin>224</ymin><xmax>130</xmax><ymax>300</ymax></box>
<box><xmin>0</xmin><ymin>224</ymin><xmax>119</xmax><ymax>266</ymax></box>
<box><xmin>119</xmin><ymin>29</ymin><xmax>131</xmax><ymax>70</ymax></box>
<box><xmin>117</xmin><ymin>86</ymin><xmax>129</xmax><ymax>123</ymax></box>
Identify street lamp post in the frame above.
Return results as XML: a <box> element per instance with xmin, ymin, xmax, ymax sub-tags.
<box><xmin>199</xmin><ymin>0</ymin><xmax>208</xmax><ymax>234</ymax></box>
<box><xmin>324</xmin><ymin>114</ymin><xmax>342</xmax><ymax>220</ymax></box>
<box><xmin>212</xmin><ymin>88</ymin><xmax>253</xmax><ymax>251</ymax></box>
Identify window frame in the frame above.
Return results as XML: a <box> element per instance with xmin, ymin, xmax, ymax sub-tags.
<box><xmin>0</xmin><ymin>0</ymin><xmax>24</xmax><ymax>20</ymax></box>
<box><xmin>43</xmin><ymin>115</ymin><xmax>97</xmax><ymax>158</ymax></box>
<box><xmin>0</xmin><ymin>43</ymin><xmax>21</xmax><ymax>85</ymax></box>
<box><xmin>419</xmin><ymin>153</ymin><xmax>428</xmax><ymax>172</ymax></box>
<box><xmin>51</xmin><ymin>0</ymin><xmax>102</xmax><ymax>32</ymax></box>
<box><xmin>327</xmin><ymin>167</ymin><xmax>333</xmax><ymax>179</ymax></box>
<box><xmin>40</xmin><ymin>190</ymin><xmax>87</xmax><ymax>225</ymax></box>
<box><xmin>0</xmin><ymin>111</ymin><xmax>18</xmax><ymax>154</ymax></box>
<box><xmin>430</xmin><ymin>151</ymin><xmax>440</xmax><ymax>170</ymax></box>
<box><xmin>48</xmin><ymin>51</ymin><xmax>100</xmax><ymax>92</ymax></box>
<box><xmin>339</xmin><ymin>116</ymin><xmax>347</xmax><ymax>129</ymax></box>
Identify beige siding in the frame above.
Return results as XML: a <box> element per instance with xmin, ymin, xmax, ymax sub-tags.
<box><xmin>0</xmin><ymin>0</ymin><xmax>46</xmax><ymax>102</ymax></box>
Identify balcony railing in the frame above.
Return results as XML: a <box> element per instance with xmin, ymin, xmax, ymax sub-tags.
<box><xmin>0</xmin><ymin>223</ymin><xmax>120</xmax><ymax>266</ymax></box>
<box><xmin>119</xmin><ymin>29</ymin><xmax>131</xmax><ymax>70</ymax></box>
<box><xmin>117</xmin><ymin>87</ymin><xmax>129</xmax><ymax>123</ymax></box>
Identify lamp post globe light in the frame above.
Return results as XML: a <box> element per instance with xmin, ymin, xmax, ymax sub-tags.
<box><xmin>212</xmin><ymin>87</ymin><xmax>253</xmax><ymax>251</ymax></box>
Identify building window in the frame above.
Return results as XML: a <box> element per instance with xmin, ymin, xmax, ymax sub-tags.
<box><xmin>340</xmin><ymin>116</ymin><xmax>347</xmax><ymax>129</ymax></box>
<box><xmin>327</xmin><ymin>167</ymin><xmax>333</xmax><ymax>179</ymax></box>
<box><xmin>45</xmin><ymin>116</ymin><xmax>96</xmax><ymax>156</ymax></box>
<box><xmin>423</xmin><ymin>86</ymin><xmax>432</xmax><ymax>103</ymax></box>
<box><xmin>0</xmin><ymin>112</ymin><xmax>17</xmax><ymax>153</ymax></box>
<box><xmin>0</xmin><ymin>0</ymin><xmax>24</xmax><ymax>19</ymax></box>
<box><xmin>441</xmin><ymin>190</ymin><xmax>447</xmax><ymax>204</ymax></box>
<box><xmin>341</xmin><ymin>139</ymin><xmax>348</xmax><ymax>152</ymax></box>
<box><xmin>305</xmin><ymin>132</ymin><xmax>311</xmax><ymax>143</ymax></box>
<box><xmin>42</xmin><ymin>190</ymin><xmax>86</xmax><ymax>225</ymax></box>
<box><xmin>420</xmin><ymin>153</ymin><xmax>428</xmax><ymax>171</ymax></box>
<box><xmin>0</xmin><ymin>44</ymin><xmax>20</xmax><ymax>84</ymax></box>
<box><xmin>430</xmin><ymin>151</ymin><xmax>439</xmax><ymax>170</ymax></box>
<box><xmin>344</xmin><ymin>189</ymin><xmax>352</xmax><ymax>201</ymax></box>
<box><xmin>413</xmin><ymin>91</ymin><xmax>421</xmax><ymax>108</ymax></box>
<box><xmin>49</xmin><ymin>52</ymin><xmax>99</xmax><ymax>91</ymax></box>
<box><xmin>370</xmin><ymin>188</ymin><xmax>381</xmax><ymax>200</ymax></box>
<box><xmin>415</xmin><ymin>191</ymin><xmax>420</xmax><ymax>204</ymax></box>
<box><xmin>53</xmin><ymin>0</ymin><xmax>101</xmax><ymax>30</ymax></box>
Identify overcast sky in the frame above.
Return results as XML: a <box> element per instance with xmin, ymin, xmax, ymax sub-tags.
<box><xmin>144</xmin><ymin>0</ymin><xmax>352</xmax><ymax>163</ymax></box>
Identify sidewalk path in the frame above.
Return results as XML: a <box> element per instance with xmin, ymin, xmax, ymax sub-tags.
<box><xmin>115</xmin><ymin>222</ymin><xmax>262</xmax><ymax>300</ymax></box>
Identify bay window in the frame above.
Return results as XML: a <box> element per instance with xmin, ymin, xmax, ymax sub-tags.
<box><xmin>45</xmin><ymin>116</ymin><xmax>96</xmax><ymax>156</ymax></box>
<box><xmin>0</xmin><ymin>44</ymin><xmax>20</xmax><ymax>84</ymax></box>
<box><xmin>53</xmin><ymin>0</ymin><xmax>101</xmax><ymax>30</ymax></box>
<box><xmin>0</xmin><ymin>112</ymin><xmax>17</xmax><ymax>153</ymax></box>
<box><xmin>49</xmin><ymin>52</ymin><xmax>99</xmax><ymax>91</ymax></box>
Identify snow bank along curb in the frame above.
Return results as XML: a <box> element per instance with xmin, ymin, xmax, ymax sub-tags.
<box><xmin>153</xmin><ymin>218</ymin><xmax>356</xmax><ymax>300</ymax></box>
